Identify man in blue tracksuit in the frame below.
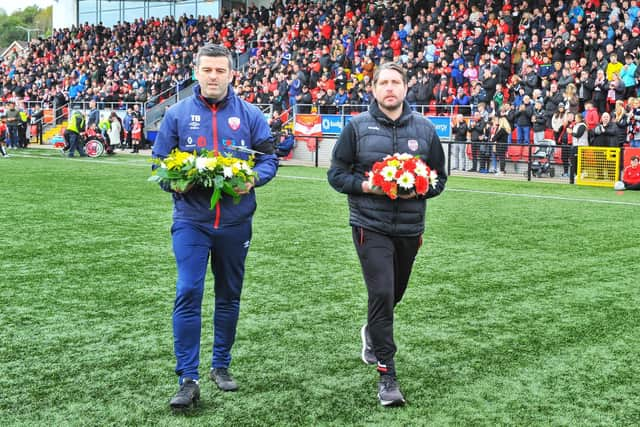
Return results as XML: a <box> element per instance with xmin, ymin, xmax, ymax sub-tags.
<box><xmin>152</xmin><ymin>44</ymin><xmax>278</xmax><ymax>411</ymax></box>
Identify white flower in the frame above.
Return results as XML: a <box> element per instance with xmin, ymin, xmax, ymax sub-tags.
<box><xmin>414</xmin><ymin>161</ymin><xmax>428</xmax><ymax>177</ymax></box>
<box><xmin>196</xmin><ymin>157</ymin><xmax>208</xmax><ymax>171</ymax></box>
<box><xmin>429</xmin><ymin>169</ymin><xmax>439</xmax><ymax>188</ymax></box>
<box><xmin>223</xmin><ymin>166</ymin><xmax>234</xmax><ymax>178</ymax></box>
<box><xmin>381</xmin><ymin>165</ymin><xmax>398</xmax><ymax>181</ymax></box>
<box><xmin>397</xmin><ymin>171</ymin><xmax>415</xmax><ymax>190</ymax></box>
<box><xmin>396</xmin><ymin>153</ymin><xmax>413</xmax><ymax>161</ymax></box>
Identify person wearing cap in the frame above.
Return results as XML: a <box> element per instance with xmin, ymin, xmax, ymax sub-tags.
<box><xmin>619</xmin><ymin>156</ymin><xmax>640</xmax><ymax>190</ymax></box>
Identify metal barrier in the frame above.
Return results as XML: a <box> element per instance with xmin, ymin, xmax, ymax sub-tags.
<box><xmin>291</xmin><ymin>103</ymin><xmax>462</xmax><ymax>116</ymax></box>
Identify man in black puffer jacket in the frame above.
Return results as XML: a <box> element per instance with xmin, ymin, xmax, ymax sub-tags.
<box><xmin>328</xmin><ymin>62</ymin><xmax>447</xmax><ymax>408</ymax></box>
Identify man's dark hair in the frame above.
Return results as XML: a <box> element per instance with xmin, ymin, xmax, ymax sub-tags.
<box><xmin>195</xmin><ymin>44</ymin><xmax>233</xmax><ymax>69</ymax></box>
<box><xmin>372</xmin><ymin>62</ymin><xmax>408</xmax><ymax>86</ymax></box>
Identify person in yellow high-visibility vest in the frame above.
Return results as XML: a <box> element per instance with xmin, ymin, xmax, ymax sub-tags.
<box><xmin>64</xmin><ymin>111</ymin><xmax>86</xmax><ymax>157</ymax></box>
<box><xmin>18</xmin><ymin>109</ymin><xmax>29</xmax><ymax>148</ymax></box>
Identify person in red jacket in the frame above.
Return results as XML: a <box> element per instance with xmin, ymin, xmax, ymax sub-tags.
<box><xmin>621</xmin><ymin>155</ymin><xmax>640</xmax><ymax>190</ymax></box>
<box><xmin>584</xmin><ymin>101</ymin><xmax>600</xmax><ymax>131</ymax></box>
<box><xmin>0</xmin><ymin>118</ymin><xmax>9</xmax><ymax>157</ymax></box>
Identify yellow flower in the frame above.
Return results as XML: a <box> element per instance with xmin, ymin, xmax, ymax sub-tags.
<box><xmin>165</xmin><ymin>149</ymin><xmax>194</xmax><ymax>170</ymax></box>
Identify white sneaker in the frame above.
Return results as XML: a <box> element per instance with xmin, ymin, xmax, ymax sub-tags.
<box><xmin>495</xmin><ymin>171</ymin><xmax>504</xmax><ymax>176</ymax></box>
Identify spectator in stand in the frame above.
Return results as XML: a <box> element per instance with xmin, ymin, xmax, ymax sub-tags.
<box><xmin>552</xmin><ymin>105</ymin><xmax>572</xmax><ymax>177</ymax></box>
<box><xmin>532</xmin><ymin>99</ymin><xmax>548</xmax><ymax>146</ymax></box>
<box><xmin>629</xmin><ymin>97</ymin><xmax>640</xmax><ymax>148</ymax></box>
<box><xmin>87</xmin><ymin>100</ymin><xmax>100</xmax><ymax>129</ymax></box>
<box><xmin>296</xmin><ymin>85</ymin><xmax>313</xmax><ymax>114</ymax></box>
<box><xmin>570</xmin><ymin>113</ymin><xmax>589</xmax><ymax>177</ymax></box>
<box><xmin>576</xmin><ymin>70</ymin><xmax>594</xmax><ymax>112</ymax></box>
<box><xmin>450</xmin><ymin>113</ymin><xmax>468</xmax><ymax>171</ymax></box>
<box><xmin>562</xmin><ymin>83</ymin><xmax>580</xmax><ymax>115</ymax></box>
<box><xmin>468</xmin><ymin>111</ymin><xmax>487</xmax><ymax>173</ymax></box>
<box><xmin>452</xmin><ymin>87</ymin><xmax>471</xmax><ymax>117</ymax></box>
<box><xmin>433</xmin><ymin>76</ymin><xmax>451</xmax><ymax>116</ymax></box>
<box><xmin>584</xmin><ymin>101</ymin><xmax>600</xmax><ymax>131</ymax></box>
<box><xmin>6</xmin><ymin>0</ymin><xmax>640</xmax><ymax>140</ymax></box>
<box><xmin>591</xmin><ymin>112</ymin><xmax>618</xmax><ymax>147</ymax></box>
<box><xmin>606</xmin><ymin>53</ymin><xmax>623</xmax><ymax>82</ymax></box>
<box><xmin>514</xmin><ymin>95</ymin><xmax>533</xmax><ymax>145</ymax></box>
<box><xmin>592</xmin><ymin>69</ymin><xmax>608</xmax><ymax>114</ymax></box>
<box><xmin>620</xmin><ymin>54</ymin><xmax>638</xmax><ymax>98</ymax></box>
<box><xmin>613</xmin><ymin>100</ymin><xmax>629</xmax><ymax>148</ymax></box>
<box><xmin>490</xmin><ymin>114</ymin><xmax>511</xmax><ymax>176</ymax></box>
<box><xmin>268</xmin><ymin>110</ymin><xmax>283</xmax><ymax>138</ymax></box>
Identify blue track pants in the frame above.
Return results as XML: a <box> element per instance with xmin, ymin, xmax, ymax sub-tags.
<box><xmin>171</xmin><ymin>220</ymin><xmax>251</xmax><ymax>384</ymax></box>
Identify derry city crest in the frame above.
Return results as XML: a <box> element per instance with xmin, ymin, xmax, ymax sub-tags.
<box><xmin>228</xmin><ymin>117</ymin><xmax>241</xmax><ymax>131</ymax></box>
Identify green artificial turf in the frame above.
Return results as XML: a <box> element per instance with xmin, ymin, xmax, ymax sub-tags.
<box><xmin>1</xmin><ymin>150</ymin><xmax>639</xmax><ymax>426</ymax></box>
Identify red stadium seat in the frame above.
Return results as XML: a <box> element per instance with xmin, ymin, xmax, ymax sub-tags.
<box><xmin>507</xmin><ymin>144</ymin><xmax>522</xmax><ymax>162</ymax></box>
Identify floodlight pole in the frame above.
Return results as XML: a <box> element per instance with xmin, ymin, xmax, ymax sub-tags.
<box><xmin>16</xmin><ymin>26</ymin><xmax>41</xmax><ymax>42</ymax></box>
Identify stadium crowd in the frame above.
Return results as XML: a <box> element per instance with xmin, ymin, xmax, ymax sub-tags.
<box><xmin>2</xmin><ymin>0</ymin><xmax>640</xmax><ymax>157</ymax></box>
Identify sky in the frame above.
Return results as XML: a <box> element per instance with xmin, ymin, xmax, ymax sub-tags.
<box><xmin>0</xmin><ymin>0</ymin><xmax>54</xmax><ymax>15</ymax></box>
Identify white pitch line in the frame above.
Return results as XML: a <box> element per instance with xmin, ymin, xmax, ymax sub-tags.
<box><xmin>8</xmin><ymin>157</ymin><xmax>639</xmax><ymax>207</ymax></box>
<box><xmin>276</xmin><ymin>174</ymin><xmax>640</xmax><ymax>207</ymax></box>
<box><xmin>447</xmin><ymin>188</ymin><xmax>640</xmax><ymax>207</ymax></box>
<box><xmin>9</xmin><ymin>152</ymin><xmax>150</xmax><ymax>166</ymax></box>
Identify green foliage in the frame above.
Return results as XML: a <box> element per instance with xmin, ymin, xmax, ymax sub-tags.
<box><xmin>1</xmin><ymin>150</ymin><xmax>640</xmax><ymax>426</ymax></box>
<box><xmin>0</xmin><ymin>6</ymin><xmax>52</xmax><ymax>46</ymax></box>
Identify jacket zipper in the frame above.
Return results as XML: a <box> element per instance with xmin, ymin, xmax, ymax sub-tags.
<box><xmin>392</xmin><ymin>124</ymin><xmax>398</xmax><ymax>235</ymax></box>
<box><xmin>209</xmin><ymin>102</ymin><xmax>221</xmax><ymax>229</ymax></box>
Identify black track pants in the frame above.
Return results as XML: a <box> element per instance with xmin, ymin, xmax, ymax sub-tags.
<box><xmin>352</xmin><ymin>226</ymin><xmax>421</xmax><ymax>365</ymax></box>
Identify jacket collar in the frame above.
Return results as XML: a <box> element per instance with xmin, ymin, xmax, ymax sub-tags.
<box><xmin>369</xmin><ymin>100</ymin><xmax>413</xmax><ymax>126</ymax></box>
<box><xmin>193</xmin><ymin>84</ymin><xmax>236</xmax><ymax>108</ymax></box>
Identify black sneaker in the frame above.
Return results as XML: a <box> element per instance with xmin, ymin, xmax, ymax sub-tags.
<box><xmin>169</xmin><ymin>377</ymin><xmax>200</xmax><ymax>411</ymax></box>
<box><xmin>377</xmin><ymin>375</ymin><xmax>406</xmax><ymax>407</ymax></box>
<box><xmin>360</xmin><ymin>324</ymin><xmax>377</xmax><ymax>365</ymax></box>
<box><xmin>210</xmin><ymin>368</ymin><xmax>239</xmax><ymax>391</ymax></box>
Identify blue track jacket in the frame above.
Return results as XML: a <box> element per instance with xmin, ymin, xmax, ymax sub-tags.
<box><xmin>152</xmin><ymin>84</ymin><xmax>278</xmax><ymax>228</ymax></box>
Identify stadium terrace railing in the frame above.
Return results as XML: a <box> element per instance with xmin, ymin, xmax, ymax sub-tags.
<box><xmin>281</xmin><ymin>137</ymin><xmax>633</xmax><ymax>187</ymax></box>
<box><xmin>291</xmin><ymin>103</ymin><xmax>465</xmax><ymax>116</ymax></box>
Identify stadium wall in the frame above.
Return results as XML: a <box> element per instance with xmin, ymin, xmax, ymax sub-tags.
<box><xmin>52</xmin><ymin>0</ymin><xmax>77</xmax><ymax>30</ymax></box>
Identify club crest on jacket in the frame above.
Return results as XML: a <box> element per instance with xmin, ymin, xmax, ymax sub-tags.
<box><xmin>228</xmin><ymin>117</ymin><xmax>241</xmax><ymax>131</ymax></box>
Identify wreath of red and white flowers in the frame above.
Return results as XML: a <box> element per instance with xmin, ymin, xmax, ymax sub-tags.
<box><xmin>366</xmin><ymin>153</ymin><xmax>438</xmax><ymax>200</ymax></box>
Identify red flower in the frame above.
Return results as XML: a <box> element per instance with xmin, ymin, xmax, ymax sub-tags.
<box><xmin>381</xmin><ymin>180</ymin><xmax>398</xmax><ymax>199</ymax></box>
<box><xmin>415</xmin><ymin>175</ymin><xmax>428</xmax><ymax>195</ymax></box>
<box><xmin>403</xmin><ymin>158</ymin><xmax>417</xmax><ymax>173</ymax></box>
<box><xmin>372</xmin><ymin>174</ymin><xmax>385</xmax><ymax>187</ymax></box>
<box><xmin>367</xmin><ymin>154</ymin><xmax>434</xmax><ymax>199</ymax></box>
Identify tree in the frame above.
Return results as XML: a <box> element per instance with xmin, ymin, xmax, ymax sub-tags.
<box><xmin>0</xmin><ymin>6</ymin><xmax>52</xmax><ymax>47</ymax></box>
